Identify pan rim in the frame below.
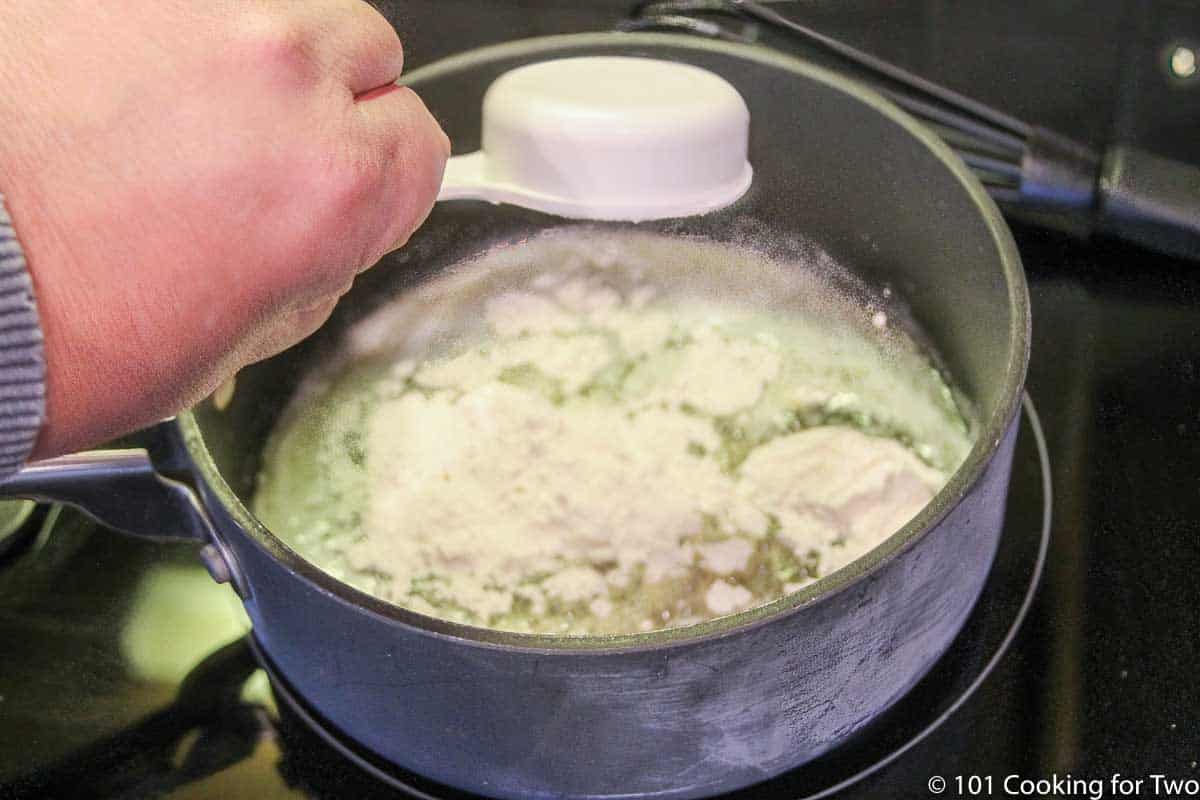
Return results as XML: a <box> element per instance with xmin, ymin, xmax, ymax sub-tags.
<box><xmin>178</xmin><ymin>31</ymin><xmax>1031</xmax><ymax>655</ymax></box>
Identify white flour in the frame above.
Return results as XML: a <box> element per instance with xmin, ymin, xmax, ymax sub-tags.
<box><xmin>253</xmin><ymin>231</ymin><xmax>974</xmax><ymax>636</ymax></box>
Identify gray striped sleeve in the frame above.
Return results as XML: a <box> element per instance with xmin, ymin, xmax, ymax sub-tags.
<box><xmin>0</xmin><ymin>195</ymin><xmax>46</xmax><ymax>475</ymax></box>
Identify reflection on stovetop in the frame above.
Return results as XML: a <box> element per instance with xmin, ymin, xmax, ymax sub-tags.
<box><xmin>1016</xmin><ymin>224</ymin><xmax>1200</xmax><ymax>779</ymax></box>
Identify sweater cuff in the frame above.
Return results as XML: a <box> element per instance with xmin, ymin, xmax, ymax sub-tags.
<box><xmin>0</xmin><ymin>195</ymin><xmax>46</xmax><ymax>475</ymax></box>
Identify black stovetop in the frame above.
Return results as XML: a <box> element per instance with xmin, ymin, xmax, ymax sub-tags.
<box><xmin>2</xmin><ymin>3</ymin><xmax>1200</xmax><ymax>797</ymax></box>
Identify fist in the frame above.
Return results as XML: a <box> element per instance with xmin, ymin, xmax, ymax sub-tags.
<box><xmin>0</xmin><ymin>0</ymin><xmax>450</xmax><ymax>457</ymax></box>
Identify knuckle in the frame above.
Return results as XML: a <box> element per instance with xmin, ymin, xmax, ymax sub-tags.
<box><xmin>236</xmin><ymin>11</ymin><xmax>320</xmax><ymax>85</ymax></box>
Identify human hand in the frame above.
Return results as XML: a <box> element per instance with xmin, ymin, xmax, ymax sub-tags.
<box><xmin>0</xmin><ymin>0</ymin><xmax>449</xmax><ymax>458</ymax></box>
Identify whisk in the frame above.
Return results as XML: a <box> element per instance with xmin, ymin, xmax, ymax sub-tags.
<box><xmin>620</xmin><ymin>0</ymin><xmax>1200</xmax><ymax>260</ymax></box>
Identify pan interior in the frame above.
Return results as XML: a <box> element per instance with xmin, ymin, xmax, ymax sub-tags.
<box><xmin>240</xmin><ymin>227</ymin><xmax>975</xmax><ymax>636</ymax></box>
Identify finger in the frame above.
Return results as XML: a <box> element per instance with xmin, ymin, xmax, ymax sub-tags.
<box><xmin>298</xmin><ymin>0</ymin><xmax>405</xmax><ymax>95</ymax></box>
<box><xmin>349</xmin><ymin>85</ymin><xmax>450</xmax><ymax>266</ymax></box>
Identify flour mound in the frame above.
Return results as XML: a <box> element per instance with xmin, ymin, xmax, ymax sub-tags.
<box><xmin>253</xmin><ymin>231</ymin><xmax>973</xmax><ymax>636</ymax></box>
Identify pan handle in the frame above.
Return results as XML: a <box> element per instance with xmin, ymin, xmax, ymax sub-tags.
<box><xmin>0</xmin><ymin>449</ymin><xmax>214</xmax><ymax>543</ymax></box>
<box><xmin>0</xmin><ymin>421</ymin><xmax>249</xmax><ymax>595</ymax></box>
<box><xmin>0</xmin><ymin>421</ymin><xmax>215</xmax><ymax>543</ymax></box>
